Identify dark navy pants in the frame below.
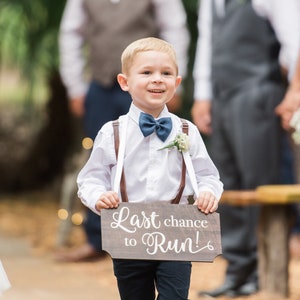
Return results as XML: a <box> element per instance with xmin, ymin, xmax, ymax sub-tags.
<box><xmin>83</xmin><ymin>80</ymin><xmax>132</xmax><ymax>251</ymax></box>
<box><xmin>113</xmin><ymin>259</ymin><xmax>191</xmax><ymax>300</ymax></box>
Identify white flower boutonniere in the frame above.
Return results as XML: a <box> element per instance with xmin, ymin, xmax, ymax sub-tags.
<box><xmin>290</xmin><ymin>108</ymin><xmax>300</xmax><ymax>144</ymax></box>
<box><xmin>158</xmin><ymin>132</ymin><xmax>190</xmax><ymax>153</ymax></box>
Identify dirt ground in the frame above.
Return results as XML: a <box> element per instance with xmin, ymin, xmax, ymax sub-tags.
<box><xmin>1</xmin><ymin>190</ymin><xmax>300</xmax><ymax>300</ymax></box>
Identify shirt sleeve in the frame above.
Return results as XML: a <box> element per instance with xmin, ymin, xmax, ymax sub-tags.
<box><xmin>193</xmin><ymin>0</ymin><xmax>213</xmax><ymax>101</ymax></box>
<box><xmin>153</xmin><ymin>0</ymin><xmax>190</xmax><ymax>79</ymax></box>
<box><xmin>77</xmin><ymin>123</ymin><xmax>116</xmax><ymax>215</ymax></box>
<box><xmin>58</xmin><ymin>0</ymin><xmax>88</xmax><ymax>99</ymax></box>
<box><xmin>252</xmin><ymin>0</ymin><xmax>300</xmax><ymax>80</ymax></box>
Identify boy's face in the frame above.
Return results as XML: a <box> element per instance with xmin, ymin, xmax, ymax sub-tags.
<box><xmin>117</xmin><ymin>50</ymin><xmax>181</xmax><ymax>117</ymax></box>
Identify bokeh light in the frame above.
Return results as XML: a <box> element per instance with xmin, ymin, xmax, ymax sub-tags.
<box><xmin>72</xmin><ymin>212</ymin><xmax>83</xmax><ymax>225</ymax></box>
<box><xmin>82</xmin><ymin>137</ymin><xmax>93</xmax><ymax>150</ymax></box>
<box><xmin>57</xmin><ymin>208</ymin><xmax>68</xmax><ymax>220</ymax></box>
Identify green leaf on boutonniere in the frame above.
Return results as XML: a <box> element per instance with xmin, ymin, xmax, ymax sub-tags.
<box><xmin>158</xmin><ymin>132</ymin><xmax>190</xmax><ymax>153</ymax></box>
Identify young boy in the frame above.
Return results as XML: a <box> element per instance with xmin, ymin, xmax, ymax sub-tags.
<box><xmin>77</xmin><ymin>37</ymin><xmax>223</xmax><ymax>300</ymax></box>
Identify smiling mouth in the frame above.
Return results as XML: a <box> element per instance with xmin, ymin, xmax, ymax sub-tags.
<box><xmin>148</xmin><ymin>89</ymin><xmax>164</xmax><ymax>93</ymax></box>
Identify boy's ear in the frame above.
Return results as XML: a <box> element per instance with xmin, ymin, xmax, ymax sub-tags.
<box><xmin>175</xmin><ymin>76</ymin><xmax>182</xmax><ymax>88</ymax></box>
<box><xmin>117</xmin><ymin>73</ymin><xmax>129</xmax><ymax>91</ymax></box>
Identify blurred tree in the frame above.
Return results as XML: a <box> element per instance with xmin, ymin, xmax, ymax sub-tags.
<box><xmin>0</xmin><ymin>0</ymin><xmax>66</xmax><ymax>110</ymax></box>
<box><xmin>0</xmin><ymin>0</ymin><xmax>73</xmax><ymax>192</ymax></box>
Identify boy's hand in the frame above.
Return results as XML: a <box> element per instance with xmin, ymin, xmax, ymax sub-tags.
<box><xmin>194</xmin><ymin>191</ymin><xmax>218</xmax><ymax>214</ymax></box>
<box><xmin>95</xmin><ymin>191</ymin><xmax>120</xmax><ymax>212</ymax></box>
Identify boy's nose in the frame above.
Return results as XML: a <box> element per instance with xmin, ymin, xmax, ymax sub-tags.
<box><xmin>152</xmin><ymin>73</ymin><xmax>163</xmax><ymax>83</ymax></box>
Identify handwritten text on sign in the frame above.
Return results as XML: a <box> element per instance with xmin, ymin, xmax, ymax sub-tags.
<box><xmin>101</xmin><ymin>203</ymin><xmax>222</xmax><ymax>262</ymax></box>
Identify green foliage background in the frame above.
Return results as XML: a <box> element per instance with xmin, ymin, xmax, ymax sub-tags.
<box><xmin>0</xmin><ymin>0</ymin><xmax>66</xmax><ymax>109</ymax></box>
<box><xmin>0</xmin><ymin>0</ymin><xmax>65</xmax><ymax>74</ymax></box>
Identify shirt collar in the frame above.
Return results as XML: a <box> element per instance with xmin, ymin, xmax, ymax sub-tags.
<box><xmin>128</xmin><ymin>103</ymin><xmax>170</xmax><ymax>124</ymax></box>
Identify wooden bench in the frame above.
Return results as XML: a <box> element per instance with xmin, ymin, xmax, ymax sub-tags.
<box><xmin>220</xmin><ymin>185</ymin><xmax>300</xmax><ymax>298</ymax></box>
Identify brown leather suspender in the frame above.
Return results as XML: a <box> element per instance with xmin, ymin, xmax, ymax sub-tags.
<box><xmin>113</xmin><ymin>119</ymin><xmax>188</xmax><ymax>204</ymax></box>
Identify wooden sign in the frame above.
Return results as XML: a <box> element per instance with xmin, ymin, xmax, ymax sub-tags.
<box><xmin>101</xmin><ymin>202</ymin><xmax>222</xmax><ymax>262</ymax></box>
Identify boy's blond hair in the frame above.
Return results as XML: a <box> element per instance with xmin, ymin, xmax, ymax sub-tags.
<box><xmin>121</xmin><ymin>37</ymin><xmax>178</xmax><ymax>75</ymax></box>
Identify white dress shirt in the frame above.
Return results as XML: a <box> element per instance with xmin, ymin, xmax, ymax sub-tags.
<box><xmin>59</xmin><ymin>0</ymin><xmax>190</xmax><ymax>99</ymax></box>
<box><xmin>193</xmin><ymin>0</ymin><xmax>300</xmax><ymax>101</ymax></box>
<box><xmin>77</xmin><ymin>104</ymin><xmax>223</xmax><ymax>215</ymax></box>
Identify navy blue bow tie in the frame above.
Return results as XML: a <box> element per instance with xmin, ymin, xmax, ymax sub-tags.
<box><xmin>139</xmin><ymin>112</ymin><xmax>172</xmax><ymax>142</ymax></box>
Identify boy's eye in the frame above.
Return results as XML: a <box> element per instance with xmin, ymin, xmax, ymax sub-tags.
<box><xmin>143</xmin><ymin>71</ymin><xmax>151</xmax><ymax>75</ymax></box>
<box><xmin>163</xmin><ymin>71</ymin><xmax>171</xmax><ymax>76</ymax></box>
